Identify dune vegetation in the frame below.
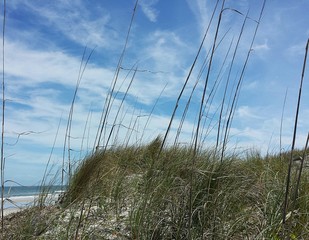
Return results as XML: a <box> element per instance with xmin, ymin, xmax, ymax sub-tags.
<box><xmin>1</xmin><ymin>0</ymin><xmax>309</xmax><ymax>239</ymax></box>
<box><xmin>2</xmin><ymin>142</ymin><xmax>309</xmax><ymax>239</ymax></box>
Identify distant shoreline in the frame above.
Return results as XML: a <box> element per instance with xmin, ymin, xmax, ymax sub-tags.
<box><xmin>1</xmin><ymin>193</ymin><xmax>61</xmax><ymax>217</ymax></box>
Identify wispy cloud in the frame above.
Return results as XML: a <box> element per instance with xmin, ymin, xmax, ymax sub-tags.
<box><xmin>10</xmin><ymin>0</ymin><xmax>119</xmax><ymax>48</ymax></box>
<box><xmin>243</xmin><ymin>80</ymin><xmax>258</xmax><ymax>90</ymax></box>
<box><xmin>2</xmin><ymin>0</ymin><xmax>309</xmax><ymax>185</ymax></box>
<box><xmin>126</xmin><ymin>30</ymin><xmax>193</xmax><ymax>104</ymax></box>
<box><xmin>236</xmin><ymin>105</ymin><xmax>264</xmax><ymax>120</ymax></box>
<box><xmin>253</xmin><ymin>39</ymin><xmax>270</xmax><ymax>51</ymax></box>
<box><xmin>287</xmin><ymin>41</ymin><xmax>308</xmax><ymax>56</ymax></box>
<box><xmin>5</xmin><ymin>42</ymin><xmax>82</xmax><ymax>86</ymax></box>
<box><xmin>139</xmin><ymin>0</ymin><xmax>159</xmax><ymax>22</ymax></box>
<box><xmin>185</xmin><ymin>0</ymin><xmax>213</xmax><ymax>35</ymax></box>
<box><xmin>141</xmin><ymin>30</ymin><xmax>190</xmax><ymax>74</ymax></box>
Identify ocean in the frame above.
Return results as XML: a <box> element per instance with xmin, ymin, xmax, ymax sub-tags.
<box><xmin>2</xmin><ymin>185</ymin><xmax>65</xmax><ymax>198</ymax></box>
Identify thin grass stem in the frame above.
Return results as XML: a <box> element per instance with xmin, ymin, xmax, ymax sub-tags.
<box><xmin>221</xmin><ymin>1</ymin><xmax>266</xmax><ymax>161</ymax></box>
<box><xmin>283</xmin><ymin>38</ymin><xmax>309</xmax><ymax>227</ymax></box>
<box><xmin>279</xmin><ymin>88</ymin><xmax>288</xmax><ymax>160</ymax></box>
<box><xmin>1</xmin><ymin>0</ymin><xmax>6</xmax><ymax>232</ymax></box>
<box><xmin>159</xmin><ymin>0</ymin><xmax>221</xmax><ymax>155</ymax></box>
<box><xmin>94</xmin><ymin>0</ymin><xmax>139</xmax><ymax>152</ymax></box>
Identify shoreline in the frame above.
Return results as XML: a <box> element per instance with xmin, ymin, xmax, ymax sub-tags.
<box><xmin>1</xmin><ymin>193</ymin><xmax>60</xmax><ymax>217</ymax></box>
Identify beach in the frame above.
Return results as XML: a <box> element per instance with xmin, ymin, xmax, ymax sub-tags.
<box><xmin>1</xmin><ymin>194</ymin><xmax>60</xmax><ymax>217</ymax></box>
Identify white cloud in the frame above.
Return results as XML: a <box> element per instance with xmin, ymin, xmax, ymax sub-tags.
<box><xmin>125</xmin><ymin>30</ymin><xmax>193</xmax><ymax>104</ymax></box>
<box><xmin>186</xmin><ymin>0</ymin><xmax>209</xmax><ymax>29</ymax></box>
<box><xmin>287</xmin><ymin>41</ymin><xmax>308</xmax><ymax>56</ymax></box>
<box><xmin>11</xmin><ymin>0</ymin><xmax>118</xmax><ymax>48</ymax></box>
<box><xmin>139</xmin><ymin>0</ymin><xmax>159</xmax><ymax>22</ymax></box>
<box><xmin>5</xmin><ymin>41</ymin><xmax>84</xmax><ymax>87</ymax></box>
<box><xmin>4</xmin><ymin>41</ymin><xmax>122</xmax><ymax>99</ymax></box>
<box><xmin>144</xmin><ymin>31</ymin><xmax>187</xmax><ymax>65</ymax></box>
<box><xmin>243</xmin><ymin>80</ymin><xmax>258</xmax><ymax>90</ymax></box>
<box><xmin>253</xmin><ymin>39</ymin><xmax>270</xmax><ymax>51</ymax></box>
<box><xmin>236</xmin><ymin>106</ymin><xmax>263</xmax><ymax>120</ymax></box>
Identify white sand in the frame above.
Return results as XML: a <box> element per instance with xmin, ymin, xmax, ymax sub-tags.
<box><xmin>2</xmin><ymin>208</ymin><xmax>22</xmax><ymax>216</ymax></box>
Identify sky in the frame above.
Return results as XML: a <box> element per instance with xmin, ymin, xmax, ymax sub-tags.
<box><xmin>1</xmin><ymin>0</ymin><xmax>309</xmax><ymax>186</ymax></box>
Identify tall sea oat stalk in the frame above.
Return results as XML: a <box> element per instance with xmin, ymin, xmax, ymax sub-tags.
<box><xmin>62</xmin><ymin>47</ymin><xmax>94</xmax><ymax>186</ymax></box>
<box><xmin>159</xmin><ymin>0</ymin><xmax>220</xmax><ymax>155</ymax></box>
<box><xmin>293</xmin><ymin>132</ymin><xmax>309</xmax><ymax>204</ymax></box>
<box><xmin>102</xmin><ymin>67</ymin><xmax>137</xmax><ymax>153</ymax></box>
<box><xmin>94</xmin><ymin>0</ymin><xmax>139</xmax><ymax>152</ymax></box>
<box><xmin>221</xmin><ymin>1</ymin><xmax>265</xmax><ymax>162</ymax></box>
<box><xmin>283</xmin><ymin>38</ymin><xmax>309</xmax><ymax>228</ymax></box>
<box><xmin>1</xmin><ymin>0</ymin><xmax>6</xmax><ymax>232</ymax></box>
<box><xmin>279</xmin><ymin>88</ymin><xmax>288</xmax><ymax>160</ymax></box>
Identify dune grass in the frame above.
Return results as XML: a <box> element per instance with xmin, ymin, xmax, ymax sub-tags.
<box><xmin>3</xmin><ymin>140</ymin><xmax>309</xmax><ymax>239</ymax></box>
<box><xmin>64</xmin><ymin>141</ymin><xmax>309</xmax><ymax>239</ymax></box>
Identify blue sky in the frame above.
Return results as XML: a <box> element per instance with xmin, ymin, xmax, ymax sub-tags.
<box><xmin>1</xmin><ymin>0</ymin><xmax>309</xmax><ymax>185</ymax></box>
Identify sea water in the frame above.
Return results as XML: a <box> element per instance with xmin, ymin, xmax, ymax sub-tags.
<box><xmin>1</xmin><ymin>185</ymin><xmax>65</xmax><ymax>210</ymax></box>
<box><xmin>3</xmin><ymin>185</ymin><xmax>64</xmax><ymax>198</ymax></box>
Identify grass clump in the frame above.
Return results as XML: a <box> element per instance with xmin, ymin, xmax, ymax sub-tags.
<box><xmin>1</xmin><ymin>140</ymin><xmax>309</xmax><ymax>239</ymax></box>
<box><xmin>51</xmin><ymin>140</ymin><xmax>309</xmax><ymax>239</ymax></box>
